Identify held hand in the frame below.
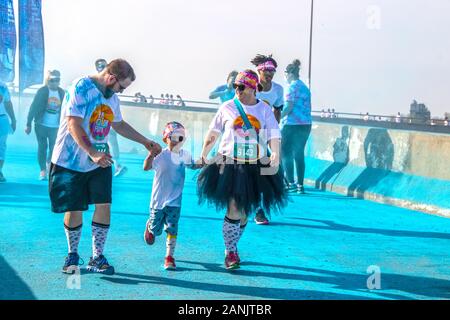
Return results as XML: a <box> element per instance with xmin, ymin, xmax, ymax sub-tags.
<box><xmin>144</xmin><ymin>139</ymin><xmax>162</xmax><ymax>157</ymax></box>
<box><xmin>89</xmin><ymin>150</ymin><xmax>113</xmax><ymax>168</ymax></box>
<box><xmin>25</xmin><ymin>126</ymin><xmax>31</xmax><ymax>135</ymax></box>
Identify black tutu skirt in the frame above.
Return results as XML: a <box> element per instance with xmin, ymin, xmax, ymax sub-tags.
<box><xmin>197</xmin><ymin>155</ymin><xmax>288</xmax><ymax>217</ymax></box>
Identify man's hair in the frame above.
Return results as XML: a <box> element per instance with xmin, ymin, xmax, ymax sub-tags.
<box><xmin>105</xmin><ymin>59</ymin><xmax>136</xmax><ymax>81</ymax></box>
<box><xmin>250</xmin><ymin>54</ymin><xmax>278</xmax><ymax>69</ymax></box>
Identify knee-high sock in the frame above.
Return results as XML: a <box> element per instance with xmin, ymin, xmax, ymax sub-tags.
<box><xmin>223</xmin><ymin>217</ymin><xmax>240</xmax><ymax>255</ymax></box>
<box><xmin>166</xmin><ymin>234</ymin><xmax>177</xmax><ymax>257</ymax></box>
<box><xmin>64</xmin><ymin>224</ymin><xmax>82</xmax><ymax>254</ymax></box>
<box><xmin>92</xmin><ymin>222</ymin><xmax>110</xmax><ymax>259</ymax></box>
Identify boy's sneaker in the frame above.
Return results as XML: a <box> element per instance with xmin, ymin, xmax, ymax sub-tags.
<box><xmin>164</xmin><ymin>256</ymin><xmax>176</xmax><ymax>270</ymax></box>
<box><xmin>225</xmin><ymin>252</ymin><xmax>240</xmax><ymax>270</ymax></box>
<box><xmin>297</xmin><ymin>184</ymin><xmax>305</xmax><ymax>194</ymax></box>
<box><xmin>86</xmin><ymin>255</ymin><xmax>115</xmax><ymax>275</ymax></box>
<box><xmin>62</xmin><ymin>252</ymin><xmax>83</xmax><ymax>274</ymax></box>
<box><xmin>254</xmin><ymin>209</ymin><xmax>269</xmax><ymax>225</ymax></box>
<box><xmin>144</xmin><ymin>220</ymin><xmax>155</xmax><ymax>245</ymax></box>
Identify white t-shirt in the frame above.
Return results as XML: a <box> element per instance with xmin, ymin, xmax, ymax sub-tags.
<box><xmin>256</xmin><ymin>81</ymin><xmax>284</xmax><ymax>109</ymax></box>
<box><xmin>40</xmin><ymin>89</ymin><xmax>62</xmax><ymax>128</ymax></box>
<box><xmin>51</xmin><ymin>77</ymin><xmax>123</xmax><ymax>172</ymax></box>
<box><xmin>209</xmin><ymin>99</ymin><xmax>281</xmax><ymax>159</ymax></box>
<box><xmin>150</xmin><ymin>148</ymin><xmax>194</xmax><ymax>209</ymax></box>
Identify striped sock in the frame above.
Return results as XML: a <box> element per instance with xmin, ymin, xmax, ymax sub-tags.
<box><xmin>64</xmin><ymin>224</ymin><xmax>82</xmax><ymax>254</ymax></box>
<box><xmin>92</xmin><ymin>222</ymin><xmax>110</xmax><ymax>259</ymax></box>
<box><xmin>223</xmin><ymin>217</ymin><xmax>240</xmax><ymax>255</ymax></box>
<box><xmin>166</xmin><ymin>234</ymin><xmax>177</xmax><ymax>257</ymax></box>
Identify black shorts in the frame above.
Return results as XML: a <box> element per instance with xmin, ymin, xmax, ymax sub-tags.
<box><xmin>49</xmin><ymin>164</ymin><xmax>112</xmax><ymax>213</ymax></box>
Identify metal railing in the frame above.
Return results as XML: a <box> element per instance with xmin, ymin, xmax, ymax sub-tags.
<box><xmin>7</xmin><ymin>84</ymin><xmax>449</xmax><ymax>128</ymax></box>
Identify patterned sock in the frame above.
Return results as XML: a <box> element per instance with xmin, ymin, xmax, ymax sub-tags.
<box><xmin>92</xmin><ymin>222</ymin><xmax>110</xmax><ymax>259</ymax></box>
<box><xmin>166</xmin><ymin>233</ymin><xmax>177</xmax><ymax>257</ymax></box>
<box><xmin>64</xmin><ymin>224</ymin><xmax>82</xmax><ymax>254</ymax></box>
<box><xmin>223</xmin><ymin>217</ymin><xmax>241</xmax><ymax>255</ymax></box>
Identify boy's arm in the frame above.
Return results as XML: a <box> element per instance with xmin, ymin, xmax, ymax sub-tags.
<box><xmin>143</xmin><ymin>152</ymin><xmax>155</xmax><ymax>171</ymax></box>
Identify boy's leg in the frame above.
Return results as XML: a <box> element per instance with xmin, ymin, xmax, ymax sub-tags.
<box><xmin>164</xmin><ymin>207</ymin><xmax>181</xmax><ymax>258</ymax></box>
<box><xmin>144</xmin><ymin>208</ymin><xmax>164</xmax><ymax>245</ymax></box>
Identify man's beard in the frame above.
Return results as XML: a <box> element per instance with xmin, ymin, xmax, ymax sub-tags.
<box><xmin>104</xmin><ymin>84</ymin><xmax>116</xmax><ymax>99</ymax></box>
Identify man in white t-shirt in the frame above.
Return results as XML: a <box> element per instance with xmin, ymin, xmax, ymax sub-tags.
<box><xmin>50</xmin><ymin>59</ymin><xmax>162</xmax><ymax>275</ymax></box>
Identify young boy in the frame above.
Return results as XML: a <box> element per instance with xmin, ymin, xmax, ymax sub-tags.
<box><xmin>143</xmin><ymin>121</ymin><xmax>199</xmax><ymax>270</ymax></box>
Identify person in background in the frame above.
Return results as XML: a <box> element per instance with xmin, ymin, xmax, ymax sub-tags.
<box><xmin>176</xmin><ymin>94</ymin><xmax>186</xmax><ymax>107</ymax></box>
<box><xmin>209</xmin><ymin>70</ymin><xmax>238</xmax><ymax>103</ymax></box>
<box><xmin>0</xmin><ymin>82</ymin><xmax>16</xmax><ymax>183</ymax></box>
<box><xmin>95</xmin><ymin>58</ymin><xmax>127</xmax><ymax>177</ymax></box>
<box><xmin>25</xmin><ymin>70</ymin><xmax>65</xmax><ymax>180</ymax></box>
<box><xmin>250</xmin><ymin>54</ymin><xmax>284</xmax><ymax>225</ymax></box>
<box><xmin>280</xmin><ymin>59</ymin><xmax>312</xmax><ymax>194</ymax></box>
<box><xmin>251</xmin><ymin>54</ymin><xmax>284</xmax><ymax>123</ymax></box>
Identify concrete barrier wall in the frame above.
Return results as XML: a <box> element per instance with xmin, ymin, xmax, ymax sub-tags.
<box><xmin>305</xmin><ymin>122</ymin><xmax>450</xmax><ymax>216</ymax></box>
<box><xmin>8</xmin><ymin>95</ymin><xmax>450</xmax><ymax>216</ymax></box>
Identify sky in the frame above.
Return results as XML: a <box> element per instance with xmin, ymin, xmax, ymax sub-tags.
<box><xmin>12</xmin><ymin>0</ymin><xmax>450</xmax><ymax>117</ymax></box>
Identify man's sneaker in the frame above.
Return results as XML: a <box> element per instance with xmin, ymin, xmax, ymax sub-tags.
<box><xmin>114</xmin><ymin>165</ymin><xmax>128</xmax><ymax>177</ymax></box>
<box><xmin>0</xmin><ymin>172</ymin><xmax>6</xmax><ymax>183</ymax></box>
<box><xmin>297</xmin><ymin>184</ymin><xmax>305</xmax><ymax>194</ymax></box>
<box><xmin>86</xmin><ymin>255</ymin><xmax>115</xmax><ymax>275</ymax></box>
<box><xmin>62</xmin><ymin>252</ymin><xmax>83</xmax><ymax>274</ymax></box>
<box><xmin>164</xmin><ymin>256</ymin><xmax>176</xmax><ymax>270</ymax></box>
<box><xmin>225</xmin><ymin>252</ymin><xmax>240</xmax><ymax>270</ymax></box>
<box><xmin>144</xmin><ymin>220</ymin><xmax>155</xmax><ymax>245</ymax></box>
<box><xmin>254</xmin><ymin>209</ymin><xmax>269</xmax><ymax>225</ymax></box>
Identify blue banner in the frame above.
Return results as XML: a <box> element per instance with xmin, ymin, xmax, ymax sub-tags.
<box><xmin>19</xmin><ymin>0</ymin><xmax>44</xmax><ymax>91</ymax></box>
<box><xmin>0</xmin><ymin>0</ymin><xmax>17</xmax><ymax>82</ymax></box>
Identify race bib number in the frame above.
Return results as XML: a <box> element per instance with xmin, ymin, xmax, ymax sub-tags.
<box><xmin>234</xmin><ymin>142</ymin><xmax>258</xmax><ymax>162</ymax></box>
<box><xmin>92</xmin><ymin>143</ymin><xmax>110</xmax><ymax>154</ymax></box>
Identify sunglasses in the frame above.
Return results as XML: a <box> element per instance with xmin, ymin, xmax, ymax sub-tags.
<box><xmin>49</xmin><ymin>78</ymin><xmax>60</xmax><ymax>83</ymax></box>
<box><xmin>233</xmin><ymin>84</ymin><xmax>246</xmax><ymax>92</ymax></box>
<box><xmin>111</xmin><ymin>74</ymin><xmax>127</xmax><ymax>91</ymax></box>
<box><xmin>170</xmin><ymin>135</ymin><xmax>184</xmax><ymax>142</ymax></box>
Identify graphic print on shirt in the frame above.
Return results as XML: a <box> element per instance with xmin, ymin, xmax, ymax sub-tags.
<box><xmin>46</xmin><ymin>96</ymin><xmax>61</xmax><ymax>114</ymax></box>
<box><xmin>89</xmin><ymin>104</ymin><xmax>114</xmax><ymax>140</ymax></box>
<box><xmin>232</xmin><ymin>114</ymin><xmax>262</xmax><ymax>162</ymax></box>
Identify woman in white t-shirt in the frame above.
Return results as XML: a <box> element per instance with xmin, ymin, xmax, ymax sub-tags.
<box><xmin>197</xmin><ymin>70</ymin><xmax>287</xmax><ymax>271</ymax></box>
<box><xmin>25</xmin><ymin>70</ymin><xmax>65</xmax><ymax>180</ymax></box>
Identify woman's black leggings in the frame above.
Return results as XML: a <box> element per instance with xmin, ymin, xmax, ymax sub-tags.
<box><xmin>281</xmin><ymin>124</ymin><xmax>312</xmax><ymax>185</ymax></box>
<box><xmin>35</xmin><ymin>124</ymin><xmax>58</xmax><ymax>171</ymax></box>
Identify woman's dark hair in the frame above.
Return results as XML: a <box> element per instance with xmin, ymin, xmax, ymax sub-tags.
<box><xmin>285</xmin><ymin>59</ymin><xmax>301</xmax><ymax>77</ymax></box>
<box><xmin>250</xmin><ymin>54</ymin><xmax>278</xmax><ymax>69</ymax></box>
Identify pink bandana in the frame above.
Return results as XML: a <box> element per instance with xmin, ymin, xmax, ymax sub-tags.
<box><xmin>234</xmin><ymin>71</ymin><xmax>259</xmax><ymax>90</ymax></box>
<box><xmin>256</xmin><ymin>61</ymin><xmax>276</xmax><ymax>72</ymax></box>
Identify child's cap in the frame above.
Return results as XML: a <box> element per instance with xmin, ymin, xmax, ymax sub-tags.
<box><xmin>163</xmin><ymin>121</ymin><xmax>185</xmax><ymax>141</ymax></box>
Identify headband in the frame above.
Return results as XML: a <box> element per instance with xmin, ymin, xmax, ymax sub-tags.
<box><xmin>234</xmin><ymin>71</ymin><xmax>260</xmax><ymax>90</ymax></box>
<box><xmin>256</xmin><ymin>61</ymin><xmax>276</xmax><ymax>72</ymax></box>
